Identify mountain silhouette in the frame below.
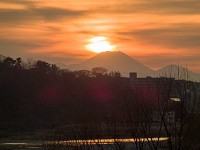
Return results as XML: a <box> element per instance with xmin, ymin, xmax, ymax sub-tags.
<box><xmin>156</xmin><ymin>64</ymin><xmax>200</xmax><ymax>81</ymax></box>
<box><xmin>68</xmin><ymin>51</ymin><xmax>154</xmax><ymax>77</ymax></box>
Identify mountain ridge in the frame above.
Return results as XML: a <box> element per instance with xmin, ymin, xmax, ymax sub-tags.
<box><xmin>60</xmin><ymin>51</ymin><xmax>200</xmax><ymax>81</ymax></box>
<box><xmin>68</xmin><ymin>51</ymin><xmax>154</xmax><ymax>77</ymax></box>
<box><xmin>156</xmin><ymin>64</ymin><xmax>200</xmax><ymax>81</ymax></box>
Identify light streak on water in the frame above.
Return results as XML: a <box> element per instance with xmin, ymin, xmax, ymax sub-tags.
<box><xmin>0</xmin><ymin>137</ymin><xmax>169</xmax><ymax>148</ymax></box>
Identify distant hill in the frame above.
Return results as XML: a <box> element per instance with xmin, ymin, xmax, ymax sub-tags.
<box><xmin>156</xmin><ymin>64</ymin><xmax>200</xmax><ymax>81</ymax></box>
<box><xmin>64</xmin><ymin>51</ymin><xmax>200</xmax><ymax>81</ymax></box>
<box><xmin>67</xmin><ymin>51</ymin><xmax>154</xmax><ymax>77</ymax></box>
<box><xmin>56</xmin><ymin>63</ymin><xmax>68</xmax><ymax>69</ymax></box>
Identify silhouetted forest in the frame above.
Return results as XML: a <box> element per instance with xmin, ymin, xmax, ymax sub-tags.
<box><xmin>0</xmin><ymin>56</ymin><xmax>129</xmax><ymax>132</ymax></box>
<box><xmin>1</xmin><ymin>55</ymin><xmax>200</xmax><ymax>145</ymax></box>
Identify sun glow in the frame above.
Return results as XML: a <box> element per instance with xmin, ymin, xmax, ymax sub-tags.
<box><xmin>86</xmin><ymin>36</ymin><xmax>116</xmax><ymax>53</ymax></box>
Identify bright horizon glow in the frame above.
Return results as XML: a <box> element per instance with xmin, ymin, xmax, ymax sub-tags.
<box><xmin>86</xmin><ymin>36</ymin><xmax>116</xmax><ymax>53</ymax></box>
<box><xmin>0</xmin><ymin>1</ymin><xmax>200</xmax><ymax>73</ymax></box>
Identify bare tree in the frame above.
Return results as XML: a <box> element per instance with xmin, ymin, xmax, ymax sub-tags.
<box><xmin>122</xmin><ymin>68</ymin><xmax>200</xmax><ymax>150</ymax></box>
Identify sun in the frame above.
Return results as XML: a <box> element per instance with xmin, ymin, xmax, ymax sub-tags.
<box><xmin>85</xmin><ymin>36</ymin><xmax>116</xmax><ymax>53</ymax></box>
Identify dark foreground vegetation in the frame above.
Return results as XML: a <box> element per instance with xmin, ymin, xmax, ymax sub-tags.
<box><xmin>0</xmin><ymin>56</ymin><xmax>128</xmax><ymax>132</ymax></box>
<box><xmin>0</xmin><ymin>55</ymin><xmax>200</xmax><ymax>149</ymax></box>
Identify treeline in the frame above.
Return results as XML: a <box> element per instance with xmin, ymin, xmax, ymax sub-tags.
<box><xmin>0</xmin><ymin>56</ymin><xmax>128</xmax><ymax>132</ymax></box>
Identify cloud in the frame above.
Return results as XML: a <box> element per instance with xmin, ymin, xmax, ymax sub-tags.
<box><xmin>137</xmin><ymin>53</ymin><xmax>200</xmax><ymax>64</ymax></box>
<box><xmin>0</xmin><ymin>38</ymin><xmax>86</xmax><ymax>64</ymax></box>
<box><xmin>30</xmin><ymin>52</ymin><xmax>83</xmax><ymax>64</ymax></box>
<box><xmin>0</xmin><ymin>38</ymin><xmax>54</xmax><ymax>57</ymax></box>
<box><xmin>120</xmin><ymin>24</ymin><xmax>200</xmax><ymax>50</ymax></box>
<box><xmin>133</xmin><ymin>0</ymin><xmax>200</xmax><ymax>14</ymax></box>
<box><xmin>0</xmin><ymin>9</ymin><xmax>35</xmax><ymax>24</ymax></box>
<box><xmin>0</xmin><ymin>7</ymin><xmax>86</xmax><ymax>25</ymax></box>
<box><xmin>0</xmin><ymin>0</ymin><xmax>36</xmax><ymax>7</ymax></box>
<box><xmin>34</xmin><ymin>7</ymin><xmax>86</xmax><ymax>21</ymax></box>
<box><xmin>93</xmin><ymin>0</ymin><xmax>200</xmax><ymax>15</ymax></box>
<box><xmin>0</xmin><ymin>0</ymin><xmax>199</xmax><ymax>72</ymax></box>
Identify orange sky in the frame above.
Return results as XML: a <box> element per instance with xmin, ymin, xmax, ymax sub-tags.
<box><xmin>0</xmin><ymin>0</ymin><xmax>200</xmax><ymax>72</ymax></box>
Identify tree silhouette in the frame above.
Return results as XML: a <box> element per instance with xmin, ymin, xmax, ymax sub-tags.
<box><xmin>92</xmin><ymin>67</ymin><xmax>108</xmax><ymax>77</ymax></box>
